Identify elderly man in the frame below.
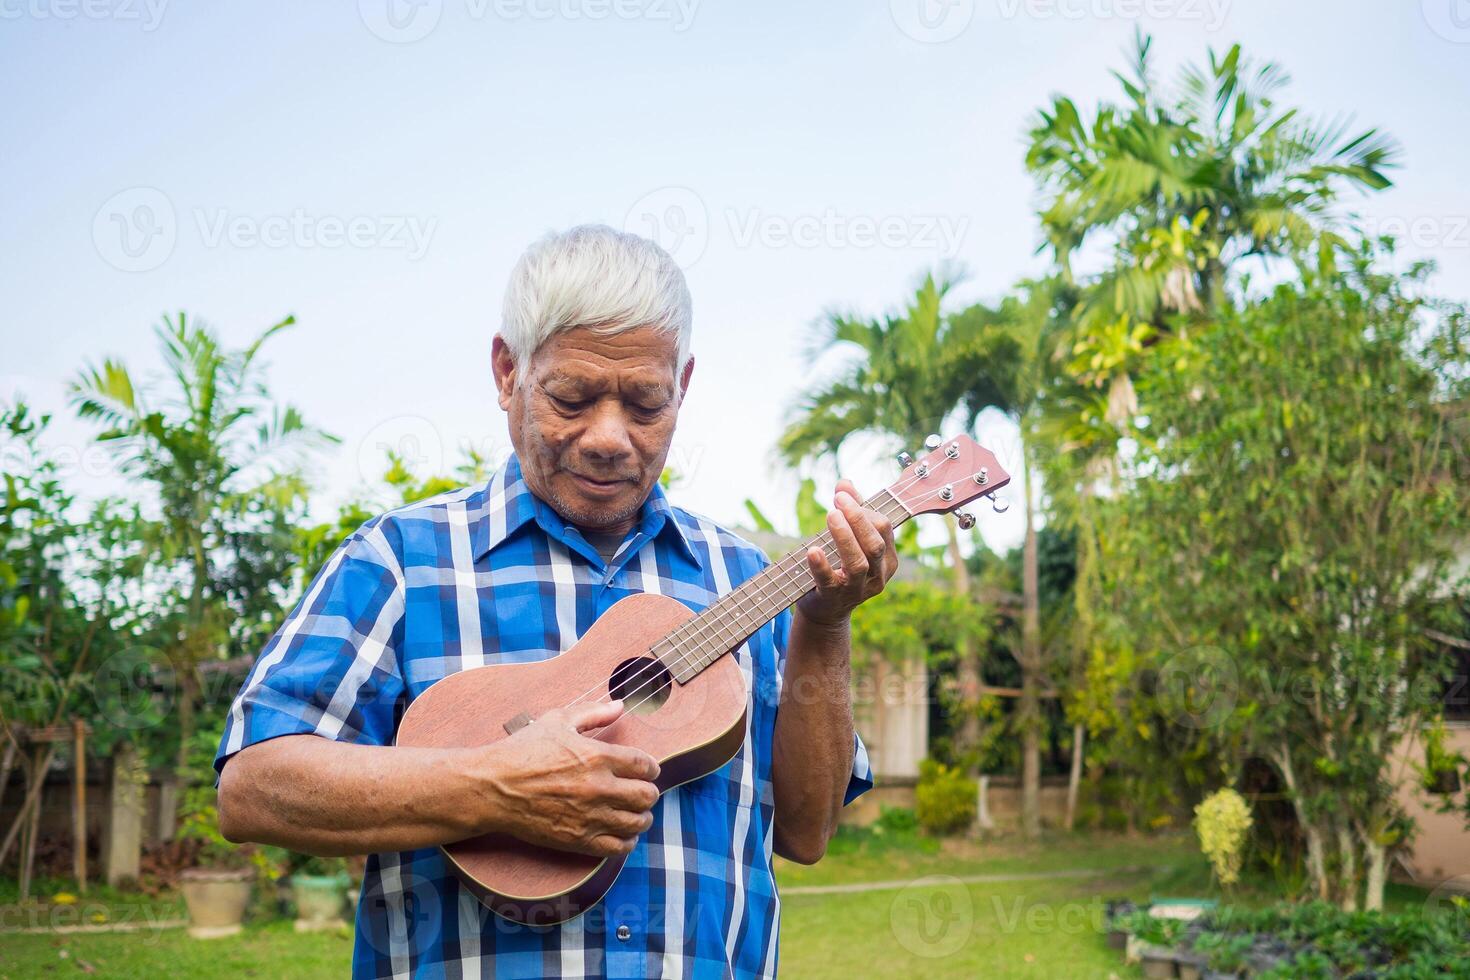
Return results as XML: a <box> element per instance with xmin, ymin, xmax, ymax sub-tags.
<box><xmin>215</xmin><ymin>224</ymin><xmax>897</xmax><ymax>979</ymax></box>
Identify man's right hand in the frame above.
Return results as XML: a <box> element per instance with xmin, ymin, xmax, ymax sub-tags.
<box><xmin>470</xmin><ymin>699</ymin><xmax>661</xmax><ymax>858</ymax></box>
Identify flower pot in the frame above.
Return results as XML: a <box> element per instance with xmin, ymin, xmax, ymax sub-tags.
<box><xmin>1140</xmin><ymin>948</ymin><xmax>1178</xmax><ymax>979</ymax></box>
<box><xmin>180</xmin><ymin>867</ymin><xmax>254</xmax><ymax>939</ymax></box>
<box><xmin>1176</xmin><ymin>954</ymin><xmax>1206</xmax><ymax>980</ymax></box>
<box><xmin>292</xmin><ymin>874</ymin><xmax>350</xmax><ymax>932</ymax></box>
<box><xmin>1107</xmin><ymin>927</ymin><xmax>1129</xmax><ymax>950</ymax></box>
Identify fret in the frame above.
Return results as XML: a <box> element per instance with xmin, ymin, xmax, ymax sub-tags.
<box><xmin>667</xmin><ymin>490</ymin><xmax>909</xmax><ymax>682</ymax></box>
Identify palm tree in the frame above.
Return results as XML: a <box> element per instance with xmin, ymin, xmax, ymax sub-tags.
<box><xmin>947</xmin><ymin>282</ymin><xmax>1071</xmax><ymax>839</ymax></box>
<box><xmin>1027</xmin><ymin>32</ymin><xmax>1397</xmax><ymax>332</ymax></box>
<box><xmin>778</xmin><ymin>271</ymin><xmax>1003</xmax><ymax>770</ymax></box>
<box><xmin>69</xmin><ymin>314</ymin><xmax>335</xmax><ymax>828</ymax></box>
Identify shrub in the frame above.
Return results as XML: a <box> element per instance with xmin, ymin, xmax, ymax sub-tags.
<box><xmin>1194</xmin><ymin>787</ymin><xmax>1252</xmax><ymax>887</ymax></box>
<box><xmin>915</xmin><ymin>759</ymin><xmax>977</xmax><ymax>835</ymax></box>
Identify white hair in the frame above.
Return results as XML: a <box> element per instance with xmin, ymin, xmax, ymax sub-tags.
<box><xmin>499</xmin><ymin>224</ymin><xmax>693</xmax><ymax>376</ymax></box>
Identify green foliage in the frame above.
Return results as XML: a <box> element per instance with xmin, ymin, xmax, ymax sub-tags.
<box><xmin>1102</xmin><ymin>249</ymin><xmax>1470</xmax><ymax>909</ymax></box>
<box><xmin>68</xmin><ymin>313</ymin><xmax>338</xmax><ymax>777</ymax></box>
<box><xmin>177</xmin><ymin>724</ymin><xmax>283</xmax><ymax>878</ymax></box>
<box><xmin>0</xmin><ymin>402</ymin><xmax>152</xmax><ymax>753</ymax></box>
<box><xmin>914</xmin><ymin>758</ymin><xmax>977</xmax><ymax>835</ymax></box>
<box><xmin>287</xmin><ymin>853</ymin><xmax>350</xmax><ymax>879</ymax></box>
<box><xmin>849</xmin><ymin>580</ymin><xmax>987</xmax><ymax>671</ymax></box>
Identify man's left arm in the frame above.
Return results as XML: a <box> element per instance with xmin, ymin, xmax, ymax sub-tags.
<box><xmin>771</xmin><ymin>479</ymin><xmax>896</xmax><ymax>864</ymax></box>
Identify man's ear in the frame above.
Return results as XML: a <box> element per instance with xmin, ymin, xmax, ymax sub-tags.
<box><xmin>677</xmin><ymin>354</ymin><xmax>695</xmax><ymax>405</ymax></box>
<box><xmin>491</xmin><ymin>336</ymin><xmax>518</xmax><ymax>411</ymax></box>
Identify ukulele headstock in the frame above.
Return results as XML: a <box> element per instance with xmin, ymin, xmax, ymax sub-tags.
<box><xmin>886</xmin><ymin>434</ymin><xmax>1011</xmax><ymax>528</ymax></box>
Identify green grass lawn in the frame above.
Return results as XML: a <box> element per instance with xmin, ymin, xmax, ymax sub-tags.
<box><xmin>0</xmin><ymin>832</ymin><xmax>1435</xmax><ymax>979</ymax></box>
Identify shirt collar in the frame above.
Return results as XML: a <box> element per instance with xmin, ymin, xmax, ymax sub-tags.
<box><xmin>471</xmin><ymin>451</ymin><xmax>702</xmax><ymax>569</ymax></box>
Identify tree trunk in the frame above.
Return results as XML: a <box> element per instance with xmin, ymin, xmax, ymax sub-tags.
<box><xmin>1337</xmin><ymin>824</ymin><xmax>1358</xmax><ymax>912</ymax></box>
<box><xmin>1064</xmin><ymin>723</ymin><xmax>1084</xmax><ymax>831</ymax></box>
<box><xmin>1363</xmin><ymin>839</ymin><xmax>1387</xmax><ymax>912</ymax></box>
<box><xmin>1274</xmin><ymin>744</ymin><xmax>1329</xmax><ymax>900</ymax></box>
<box><xmin>1020</xmin><ymin>451</ymin><xmax>1042</xmax><ymax>840</ymax></box>
<box><xmin>945</xmin><ymin>513</ymin><xmax>981</xmax><ymax>775</ymax></box>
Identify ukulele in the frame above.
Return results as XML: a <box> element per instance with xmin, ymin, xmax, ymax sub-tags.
<box><xmin>394</xmin><ymin>434</ymin><xmax>1011</xmax><ymax>924</ymax></box>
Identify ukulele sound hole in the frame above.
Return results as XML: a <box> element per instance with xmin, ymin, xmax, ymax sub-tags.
<box><xmin>608</xmin><ymin>657</ymin><xmax>673</xmax><ymax>716</ymax></box>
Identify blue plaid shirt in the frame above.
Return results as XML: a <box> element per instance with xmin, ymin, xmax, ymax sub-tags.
<box><xmin>216</xmin><ymin>452</ymin><xmax>872</xmax><ymax>979</ymax></box>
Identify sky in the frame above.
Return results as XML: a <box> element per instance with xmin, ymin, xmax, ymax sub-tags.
<box><xmin>3</xmin><ymin>0</ymin><xmax>1468</xmax><ymax>555</ymax></box>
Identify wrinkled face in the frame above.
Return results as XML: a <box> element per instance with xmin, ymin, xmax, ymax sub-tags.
<box><xmin>493</xmin><ymin>325</ymin><xmax>693</xmax><ymax>536</ymax></box>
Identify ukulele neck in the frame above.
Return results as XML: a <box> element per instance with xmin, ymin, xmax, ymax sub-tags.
<box><xmin>656</xmin><ymin>488</ymin><xmax>912</xmax><ymax>683</ymax></box>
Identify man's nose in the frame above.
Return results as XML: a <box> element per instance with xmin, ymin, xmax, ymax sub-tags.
<box><xmin>578</xmin><ymin>403</ymin><xmax>635</xmax><ymax>467</ymax></box>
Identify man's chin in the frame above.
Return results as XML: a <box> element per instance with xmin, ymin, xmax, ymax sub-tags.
<box><xmin>548</xmin><ymin>480</ymin><xmax>643</xmax><ymax>530</ymax></box>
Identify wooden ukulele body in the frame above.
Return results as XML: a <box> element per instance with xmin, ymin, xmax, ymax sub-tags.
<box><xmin>394</xmin><ymin>592</ymin><xmax>749</xmax><ymax>925</ymax></box>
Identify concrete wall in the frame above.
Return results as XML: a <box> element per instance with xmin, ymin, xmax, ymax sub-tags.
<box><xmin>1394</xmin><ymin>722</ymin><xmax>1470</xmax><ymax>887</ymax></box>
<box><xmin>851</xmin><ymin>655</ymin><xmax>928</xmax><ymax>782</ymax></box>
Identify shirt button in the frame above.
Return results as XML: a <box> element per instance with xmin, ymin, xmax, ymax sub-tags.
<box><xmin>616</xmin><ymin>925</ymin><xmax>631</xmax><ymax>942</ymax></box>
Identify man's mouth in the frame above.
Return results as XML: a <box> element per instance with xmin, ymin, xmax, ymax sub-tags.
<box><xmin>567</xmin><ymin>472</ymin><xmax>632</xmax><ymax>494</ymax></box>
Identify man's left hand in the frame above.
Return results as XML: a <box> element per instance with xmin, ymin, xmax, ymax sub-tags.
<box><xmin>796</xmin><ymin>478</ymin><xmax>899</xmax><ymax>628</ymax></box>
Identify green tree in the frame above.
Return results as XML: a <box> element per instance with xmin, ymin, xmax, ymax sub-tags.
<box><xmin>1026</xmin><ymin>32</ymin><xmax>1397</xmax><ymax>323</ymax></box>
<box><xmin>69</xmin><ymin>314</ymin><xmax>336</xmax><ymax>814</ymax></box>
<box><xmin>1106</xmin><ymin>251</ymin><xmax>1469</xmax><ymax>910</ymax></box>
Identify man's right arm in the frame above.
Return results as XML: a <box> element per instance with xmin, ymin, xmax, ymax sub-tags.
<box><xmin>217</xmin><ymin>699</ymin><xmax>661</xmax><ymax>859</ymax></box>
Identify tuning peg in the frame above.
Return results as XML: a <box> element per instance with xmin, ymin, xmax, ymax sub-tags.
<box><xmin>897</xmin><ymin>451</ymin><xmax>915</xmax><ymax>469</ymax></box>
<box><xmin>989</xmin><ymin>494</ymin><xmax>1010</xmax><ymax>514</ymax></box>
<box><xmin>956</xmin><ymin>512</ymin><xmax>976</xmax><ymax>531</ymax></box>
<box><xmin>923</xmin><ymin>434</ymin><xmax>942</xmax><ymax>450</ymax></box>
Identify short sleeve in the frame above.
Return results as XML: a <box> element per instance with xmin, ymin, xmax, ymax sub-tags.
<box><xmin>770</xmin><ymin>604</ymin><xmax>875</xmax><ymax>808</ymax></box>
<box><xmin>214</xmin><ymin>519</ymin><xmax>406</xmax><ymax>779</ymax></box>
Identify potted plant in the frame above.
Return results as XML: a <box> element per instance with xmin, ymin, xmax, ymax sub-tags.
<box><xmin>177</xmin><ymin>785</ymin><xmax>278</xmax><ymax>939</ymax></box>
<box><xmin>288</xmin><ymin>853</ymin><xmax>351</xmax><ymax>932</ymax></box>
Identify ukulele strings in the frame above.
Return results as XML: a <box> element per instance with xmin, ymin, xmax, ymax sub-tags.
<box><xmin>550</xmin><ymin>454</ymin><xmax>962</xmax><ymax>726</ymax></box>
<box><xmin>576</xmin><ymin>461</ymin><xmax>987</xmax><ymax>743</ymax></box>
<box><xmin>581</xmin><ymin>490</ymin><xmax>916</xmax><ymax>742</ymax></box>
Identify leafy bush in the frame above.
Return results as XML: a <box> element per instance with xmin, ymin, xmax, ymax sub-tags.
<box><xmin>1194</xmin><ymin>787</ymin><xmax>1252</xmax><ymax>886</ymax></box>
<box><xmin>915</xmin><ymin>759</ymin><xmax>977</xmax><ymax>835</ymax></box>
